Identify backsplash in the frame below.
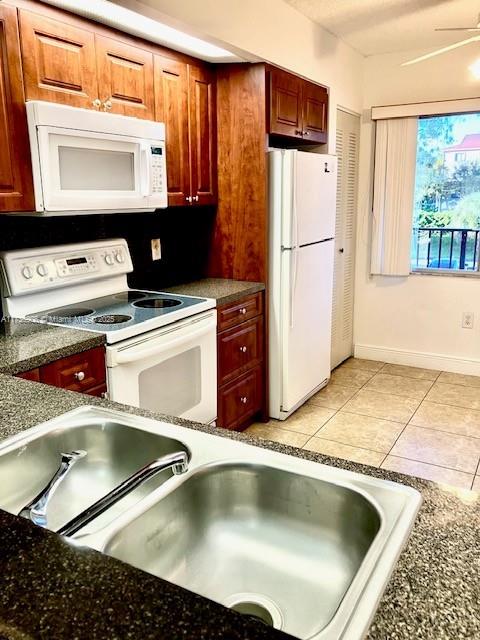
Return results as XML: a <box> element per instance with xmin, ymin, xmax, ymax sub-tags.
<box><xmin>0</xmin><ymin>208</ymin><xmax>216</xmax><ymax>317</ymax></box>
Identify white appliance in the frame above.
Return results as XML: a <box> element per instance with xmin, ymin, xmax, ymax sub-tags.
<box><xmin>25</xmin><ymin>101</ymin><xmax>168</xmax><ymax>215</ymax></box>
<box><xmin>269</xmin><ymin>150</ymin><xmax>337</xmax><ymax>420</ymax></box>
<box><xmin>0</xmin><ymin>240</ymin><xmax>217</xmax><ymax>424</ymax></box>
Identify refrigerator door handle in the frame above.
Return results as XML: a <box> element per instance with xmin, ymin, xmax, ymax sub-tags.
<box><xmin>290</xmin><ymin>246</ymin><xmax>299</xmax><ymax>329</ymax></box>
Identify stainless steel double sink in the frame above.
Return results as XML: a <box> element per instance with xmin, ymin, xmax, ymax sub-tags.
<box><xmin>0</xmin><ymin>406</ymin><xmax>422</xmax><ymax>640</ymax></box>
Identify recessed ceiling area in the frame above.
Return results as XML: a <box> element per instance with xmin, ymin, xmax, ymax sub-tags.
<box><xmin>285</xmin><ymin>0</ymin><xmax>480</xmax><ymax>56</ymax></box>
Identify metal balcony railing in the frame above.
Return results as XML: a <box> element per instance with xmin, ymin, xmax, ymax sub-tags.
<box><xmin>413</xmin><ymin>227</ymin><xmax>480</xmax><ymax>271</ymax></box>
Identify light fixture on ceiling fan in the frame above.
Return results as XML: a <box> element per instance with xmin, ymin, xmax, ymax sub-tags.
<box><xmin>402</xmin><ymin>12</ymin><xmax>480</xmax><ymax>66</ymax></box>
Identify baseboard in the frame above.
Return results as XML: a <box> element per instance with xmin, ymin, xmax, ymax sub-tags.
<box><xmin>354</xmin><ymin>343</ymin><xmax>480</xmax><ymax>376</ymax></box>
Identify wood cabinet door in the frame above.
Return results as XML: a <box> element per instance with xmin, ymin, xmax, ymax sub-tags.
<box><xmin>95</xmin><ymin>35</ymin><xmax>154</xmax><ymax>119</ymax></box>
<box><xmin>268</xmin><ymin>67</ymin><xmax>303</xmax><ymax>138</ymax></box>
<box><xmin>0</xmin><ymin>4</ymin><xmax>34</xmax><ymax>212</ymax></box>
<box><xmin>302</xmin><ymin>82</ymin><xmax>328</xmax><ymax>143</ymax></box>
<box><xmin>188</xmin><ymin>64</ymin><xmax>217</xmax><ymax>206</ymax></box>
<box><xmin>39</xmin><ymin>347</ymin><xmax>106</xmax><ymax>393</ymax></box>
<box><xmin>154</xmin><ymin>55</ymin><xmax>190</xmax><ymax>206</ymax></box>
<box><xmin>19</xmin><ymin>10</ymin><xmax>98</xmax><ymax>108</ymax></box>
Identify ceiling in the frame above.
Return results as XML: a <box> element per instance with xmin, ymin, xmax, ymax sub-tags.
<box><xmin>285</xmin><ymin>0</ymin><xmax>480</xmax><ymax>56</ymax></box>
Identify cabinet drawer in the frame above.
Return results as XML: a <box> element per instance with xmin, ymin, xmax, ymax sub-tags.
<box><xmin>218</xmin><ymin>316</ymin><xmax>263</xmax><ymax>386</ymax></box>
<box><xmin>217</xmin><ymin>293</ymin><xmax>263</xmax><ymax>331</ymax></box>
<box><xmin>40</xmin><ymin>347</ymin><xmax>105</xmax><ymax>393</ymax></box>
<box><xmin>218</xmin><ymin>366</ymin><xmax>262</xmax><ymax>430</ymax></box>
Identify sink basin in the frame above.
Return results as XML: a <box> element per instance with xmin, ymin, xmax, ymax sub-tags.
<box><xmin>0</xmin><ymin>406</ymin><xmax>421</xmax><ymax>640</ymax></box>
<box><xmin>0</xmin><ymin>410</ymin><xmax>189</xmax><ymax>533</ymax></box>
<box><xmin>104</xmin><ymin>462</ymin><xmax>381</xmax><ymax>639</ymax></box>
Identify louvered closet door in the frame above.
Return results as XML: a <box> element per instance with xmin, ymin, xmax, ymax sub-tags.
<box><xmin>331</xmin><ymin>109</ymin><xmax>360</xmax><ymax>369</ymax></box>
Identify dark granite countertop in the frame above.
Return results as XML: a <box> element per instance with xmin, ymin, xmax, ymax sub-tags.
<box><xmin>0</xmin><ymin>320</ymin><xmax>105</xmax><ymax>376</ymax></box>
<box><xmin>0</xmin><ymin>375</ymin><xmax>478</xmax><ymax>639</ymax></box>
<box><xmin>163</xmin><ymin>278</ymin><xmax>265</xmax><ymax>306</ymax></box>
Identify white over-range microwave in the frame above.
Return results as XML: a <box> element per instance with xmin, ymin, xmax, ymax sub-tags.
<box><xmin>25</xmin><ymin>101</ymin><xmax>168</xmax><ymax>215</ymax></box>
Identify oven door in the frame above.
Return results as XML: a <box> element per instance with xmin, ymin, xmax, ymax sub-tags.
<box><xmin>106</xmin><ymin>311</ymin><xmax>217</xmax><ymax>424</ymax></box>
<box><xmin>35</xmin><ymin>126</ymin><xmax>167</xmax><ymax>212</ymax></box>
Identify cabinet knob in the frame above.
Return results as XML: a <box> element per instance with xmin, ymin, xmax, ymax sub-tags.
<box><xmin>74</xmin><ymin>371</ymin><xmax>85</xmax><ymax>382</ymax></box>
<box><xmin>101</xmin><ymin>391</ymin><xmax>108</xmax><ymax>399</ymax></box>
<box><xmin>239</xmin><ymin>308</ymin><xmax>247</xmax><ymax>315</ymax></box>
<box><xmin>239</xmin><ymin>345</ymin><xmax>247</xmax><ymax>353</ymax></box>
<box><xmin>193</xmin><ymin>195</ymin><xmax>199</xmax><ymax>202</ymax></box>
<box><xmin>295</xmin><ymin>129</ymin><xmax>303</xmax><ymax>136</ymax></box>
<box><xmin>240</xmin><ymin>396</ymin><xmax>248</xmax><ymax>404</ymax></box>
<box><xmin>103</xmin><ymin>99</ymin><xmax>112</xmax><ymax>111</ymax></box>
<box><xmin>303</xmin><ymin>130</ymin><xmax>310</xmax><ymax>136</ymax></box>
<box><xmin>339</xmin><ymin>248</ymin><xmax>344</xmax><ymax>253</ymax></box>
<box><xmin>186</xmin><ymin>196</ymin><xmax>192</xmax><ymax>203</ymax></box>
<box><xmin>92</xmin><ymin>98</ymin><xmax>102</xmax><ymax>109</ymax></box>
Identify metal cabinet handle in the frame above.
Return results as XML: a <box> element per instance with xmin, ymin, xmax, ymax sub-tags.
<box><xmin>92</xmin><ymin>99</ymin><xmax>102</xmax><ymax>109</ymax></box>
<box><xmin>103</xmin><ymin>99</ymin><xmax>112</xmax><ymax>111</ymax></box>
<box><xmin>239</xmin><ymin>308</ymin><xmax>247</xmax><ymax>315</ymax></box>
<box><xmin>295</xmin><ymin>129</ymin><xmax>303</xmax><ymax>136</ymax></box>
<box><xmin>240</xmin><ymin>396</ymin><xmax>248</xmax><ymax>404</ymax></box>
<box><xmin>239</xmin><ymin>345</ymin><xmax>247</xmax><ymax>353</ymax></box>
<box><xmin>74</xmin><ymin>371</ymin><xmax>85</xmax><ymax>382</ymax></box>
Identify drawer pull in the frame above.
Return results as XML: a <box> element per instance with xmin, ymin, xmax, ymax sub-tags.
<box><xmin>239</xmin><ymin>345</ymin><xmax>248</xmax><ymax>353</ymax></box>
<box><xmin>240</xmin><ymin>396</ymin><xmax>248</xmax><ymax>404</ymax></box>
<box><xmin>74</xmin><ymin>371</ymin><xmax>85</xmax><ymax>382</ymax></box>
<box><xmin>239</xmin><ymin>308</ymin><xmax>247</xmax><ymax>315</ymax></box>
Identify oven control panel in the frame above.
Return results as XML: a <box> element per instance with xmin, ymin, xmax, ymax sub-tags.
<box><xmin>0</xmin><ymin>240</ymin><xmax>133</xmax><ymax>297</ymax></box>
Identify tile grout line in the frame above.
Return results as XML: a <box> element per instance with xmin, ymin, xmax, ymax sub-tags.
<box><xmin>384</xmin><ymin>452</ymin><xmax>476</xmax><ymax>477</ymax></box>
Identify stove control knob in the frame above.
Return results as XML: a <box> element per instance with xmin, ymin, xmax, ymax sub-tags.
<box><xmin>115</xmin><ymin>252</ymin><xmax>125</xmax><ymax>264</ymax></box>
<box><xmin>37</xmin><ymin>263</ymin><xmax>48</xmax><ymax>277</ymax></box>
<box><xmin>104</xmin><ymin>254</ymin><xmax>114</xmax><ymax>266</ymax></box>
<box><xmin>22</xmin><ymin>266</ymin><xmax>33</xmax><ymax>280</ymax></box>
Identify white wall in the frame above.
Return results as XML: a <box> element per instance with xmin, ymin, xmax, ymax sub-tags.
<box><xmin>355</xmin><ymin>44</ymin><xmax>480</xmax><ymax>374</ymax></box>
<box><xmin>118</xmin><ymin>0</ymin><xmax>364</xmax><ymax>149</ymax></box>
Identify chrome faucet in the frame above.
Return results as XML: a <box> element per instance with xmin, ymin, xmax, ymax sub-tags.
<box><xmin>19</xmin><ymin>449</ymin><xmax>87</xmax><ymax>526</ymax></box>
<box><xmin>57</xmin><ymin>450</ymin><xmax>188</xmax><ymax>538</ymax></box>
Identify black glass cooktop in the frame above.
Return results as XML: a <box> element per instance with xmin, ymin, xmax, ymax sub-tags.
<box><xmin>28</xmin><ymin>290</ymin><xmax>207</xmax><ymax>332</ymax></box>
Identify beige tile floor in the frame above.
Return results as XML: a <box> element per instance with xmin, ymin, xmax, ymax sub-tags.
<box><xmin>246</xmin><ymin>358</ymin><xmax>480</xmax><ymax>491</ymax></box>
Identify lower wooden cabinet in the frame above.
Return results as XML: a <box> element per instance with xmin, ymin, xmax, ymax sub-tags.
<box><xmin>15</xmin><ymin>346</ymin><xmax>106</xmax><ymax>396</ymax></box>
<box><xmin>218</xmin><ymin>366</ymin><xmax>263</xmax><ymax>430</ymax></box>
<box><xmin>216</xmin><ymin>292</ymin><xmax>266</xmax><ymax>430</ymax></box>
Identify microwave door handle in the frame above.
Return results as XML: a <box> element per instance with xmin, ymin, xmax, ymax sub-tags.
<box><xmin>112</xmin><ymin>321</ymin><xmax>213</xmax><ymax>365</ymax></box>
<box><xmin>140</xmin><ymin>144</ymin><xmax>152</xmax><ymax>197</ymax></box>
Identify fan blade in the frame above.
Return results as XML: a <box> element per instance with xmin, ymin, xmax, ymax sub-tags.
<box><xmin>402</xmin><ymin>36</ymin><xmax>480</xmax><ymax>66</ymax></box>
<box><xmin>435</xmin><ymin>27</ymin><xmax>480</xmax><ymax>31</ymax></box>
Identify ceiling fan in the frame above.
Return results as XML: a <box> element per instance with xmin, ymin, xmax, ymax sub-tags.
<box><xmin>402</xmin><ymin>12</ymin><xmax>480</xmax><ymax>66</ymax></box>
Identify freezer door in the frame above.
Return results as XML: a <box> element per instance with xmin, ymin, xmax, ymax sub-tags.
<box><xmin>280</xmin><ymin>240</ymin><xmax>334</xmax><ymax>413</ymax></box>
<box><xmin>295</xmin><ymin>152</ymin><xmax>337</xmax><ymax>246</ymax></box>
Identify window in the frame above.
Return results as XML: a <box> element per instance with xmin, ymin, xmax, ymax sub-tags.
<box><xmin>412</xmin><ymin>113</ymin><xmax>480</xmax><ymax>272</ymax></box>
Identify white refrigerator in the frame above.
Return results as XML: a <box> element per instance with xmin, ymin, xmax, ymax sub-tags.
<box><xmin>269</xmin><ymin>149</ymin><xmax>337</xmax><ymax>420</ymax></box>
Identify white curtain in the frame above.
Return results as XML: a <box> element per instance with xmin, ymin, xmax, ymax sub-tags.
<box><xmin>371</xmin><ymin>117</ymin><xmax>418</xmax><ymax>276</ymax></box>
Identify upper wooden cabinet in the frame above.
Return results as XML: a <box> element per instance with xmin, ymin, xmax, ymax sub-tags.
<box><xmin>189</xmin><ymin>65</ymin><xmax>217</xmax><ymax>206</ymax></box>
<box><xmin>95</xmin><ymin>35</ymin><xmax>155</xmax><ymax>119</ymax></box>
<box><xmin>20</xmin><ymin>10</ymin><xmax>155</xmax><ymax>118</ymax></box>
<box><xmin>19</xmin><ymin>10</ymin><xmax>98</xmax><ymax>109</ymax></box>
<box><xmin>154</xmin><ymin>58</ymin><xmax>217</xmax><ymax>207</ymax></box>
<box><xmin>0</xmin><ymin>3</ymin><xmax>34</xmax><ymax>212</ymax></box>
<box><xmin>154</xmin><ymin>55</ymin><xmax>190</xmax><ymax>206</ymax></box>
<box><xmin>268</xmin><ymin>67</ymin><xmax>328</xmax><ymax>143</ymax></box>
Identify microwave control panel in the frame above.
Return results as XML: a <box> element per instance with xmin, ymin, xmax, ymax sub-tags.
<box><xmin>151</xmin><ymin>147</ymin><xmax>165</xmax><ymax>194</ymax></box>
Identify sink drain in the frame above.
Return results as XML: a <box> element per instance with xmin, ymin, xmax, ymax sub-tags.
<box><xmin>224</xmin><ymin>593</ymin><xmax>283</xmax><ymax>630</ymax></box>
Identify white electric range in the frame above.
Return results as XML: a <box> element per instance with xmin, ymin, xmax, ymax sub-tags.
<box><xmin>0</xmin><ymin>239</ymin><xmax>217</xmax><ymax>424</ymax></box>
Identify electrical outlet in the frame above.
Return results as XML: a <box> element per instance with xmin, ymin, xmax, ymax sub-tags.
<box><xmin>151</xmin><ymin>238</ymin><xmax>161</xmax><ymax>261</ymax></box>
<box><xmin>462</xmin><ymin>311</ymin><xmax>474</xmax><ymax>329</ymax></box>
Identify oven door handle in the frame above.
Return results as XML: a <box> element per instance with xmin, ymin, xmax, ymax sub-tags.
<box><xmin>110</xmin><ymin>321</ymin><xmax>214</xmax><ymax>366</ymax></box>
